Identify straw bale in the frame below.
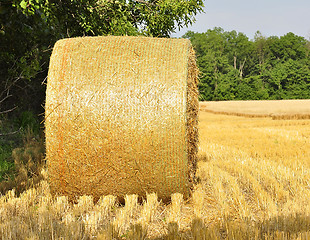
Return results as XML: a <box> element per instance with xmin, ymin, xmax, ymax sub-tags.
<box><xmin>45</xmin><ymin>36</ymin><xmax>199</xmax><ymax>203</ymax></box>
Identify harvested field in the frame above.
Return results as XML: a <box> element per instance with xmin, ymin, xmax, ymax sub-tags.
<box><xmin>200</xmin><ymin>99</ymin><xmax>310</xmax><ymax>119</ymax></box>
<box><xmin>1</xmin><ymin>101</ymin><xmax>310</xmax><ymax>239</ymax></box>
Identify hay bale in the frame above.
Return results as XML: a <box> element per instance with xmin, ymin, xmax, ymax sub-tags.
<box><xmin>45</xmin><ymin>36</ymin><xmax>199</xmax><ymax>203</ymax></box>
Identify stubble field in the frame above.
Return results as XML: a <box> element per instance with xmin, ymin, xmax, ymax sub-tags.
<box><xmin>1</xmin><ymin>100</ymin><xmax>310</xmax><ymax>239</ymax></box>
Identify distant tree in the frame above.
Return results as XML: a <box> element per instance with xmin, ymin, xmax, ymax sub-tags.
<box><xmin>224</xmin><ymin>30</ymin><xmax>254</xmax><ymax>79</ymax></box>
<box><xmin>268</xmin><ymin>59</ymin><xmax>310</xmax><ymax>99</ymax></box>
<box><xmin>185</xmin><ymin>29</ymin><xmax>310</xmax><ymax>101</ymax></box>
<box><xmin>269</xmin><ymin>32</ymin><xmax>308</xmax><ymax>61</ymax></box>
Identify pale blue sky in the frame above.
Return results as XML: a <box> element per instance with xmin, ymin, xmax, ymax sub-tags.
<box><xmin>172</xmin><ymin>0</ymin><xmax>310</xmax><ymax>40</ymax></box>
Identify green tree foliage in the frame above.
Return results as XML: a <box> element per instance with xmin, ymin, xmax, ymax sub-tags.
<box><xmin>0</xmin><ymin>0</ymin><xmax>204</xmax><ymax>116</ymax></box>
<box><xmin>12</xmin><ymin>0</ymin><xmax>204</xmax><ymax>37</ymax></box>
<box><xmin>184</xmin><ymin>29</ymin><xmax>310</xmax><ymax>100</ymax></box>
<box><xmin>0</xmin><ymin>0</ymin><xmax>56</xmax><ymax>115</ymax></box>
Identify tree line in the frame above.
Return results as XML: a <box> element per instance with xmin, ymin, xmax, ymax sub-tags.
<box><xmin>184</xmin><ymin>28</ymin><xmax>310</xmax><ymax>101</ymax></box>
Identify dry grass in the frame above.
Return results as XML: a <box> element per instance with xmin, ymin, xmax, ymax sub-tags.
<box><xmin>0</xmin><ymin>136</ymin><xmax>45</xmax><ymax>196</ymax></box>
<box><xmin>1</xmin><ymin>102</ymin><xmax>310</xmax><ymax>239</ymax></box>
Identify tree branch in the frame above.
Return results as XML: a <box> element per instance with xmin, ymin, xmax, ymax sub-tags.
<box><xmin>0</xmin><ymin>94</ymin><xmax>12</xmax><ymax>105</ymax></box>
<box><xmin>0</xmin><ymin>127</ymin><xmax>21</xmax><ymax>137</ymax></box>
<box><xmin>239</xmin><ymin>58</ymin><xmax>247</xmax><ymax>79</ymax></box>
<box><xmin>0</xmin><ymin>106</ymin><xmax>17</xmax><ymax>115</ymax></box>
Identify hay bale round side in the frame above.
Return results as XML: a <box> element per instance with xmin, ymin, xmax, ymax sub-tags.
<box><xmin>45</xmin><ymin>36</ymin><xmax>199</xmax><ymax>203</ymax></box>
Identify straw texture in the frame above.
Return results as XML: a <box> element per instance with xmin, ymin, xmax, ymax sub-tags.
<box><xmin>45</xmin><ymin>36</ymin><xmax>198</xmax><ymax>203</ymax></box>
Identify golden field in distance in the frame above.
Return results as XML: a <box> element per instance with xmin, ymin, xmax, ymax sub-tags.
<box><xmin>200</xmin><ymin>99</ymin><xmax>310</xmax><ymax>119</ymax></box>
<box><xmin>1</xmin><ymin>100</ymin><xmax>310</xmax><ymax>239</ymax></box>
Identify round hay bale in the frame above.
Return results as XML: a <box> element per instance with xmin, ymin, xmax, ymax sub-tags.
<box><xmin>45</xmin><ymin>36</ymin><xmax>199</xmax><ymax>203</ymax></box>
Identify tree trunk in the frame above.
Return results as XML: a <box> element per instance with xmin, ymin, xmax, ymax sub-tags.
<box><xmin>239</xmin><ymin>58</ymin><xmax>246</xmax><ymax>79</ymax></box>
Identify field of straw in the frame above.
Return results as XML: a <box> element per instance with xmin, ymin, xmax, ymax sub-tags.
<box><xmin>1</xmin><ymin>100</ymin><xmax>310</xmax><ymax>239</ymax></box>
<box><xmin>200</xmin><ymin>99</ymin><xmax>310</xmax><ymax>119</ymax></box>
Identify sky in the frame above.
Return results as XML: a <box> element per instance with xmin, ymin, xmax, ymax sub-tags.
<box><xmin>172</xmin><ymin>0</ymin><xmax>310</xmax><ymax>40</ymax></box>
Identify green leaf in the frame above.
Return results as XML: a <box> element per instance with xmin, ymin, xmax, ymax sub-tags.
<box><xmin>20</xmin><ymin>0</ymin><xmax>27</xmax><ymax>9</ymax></box>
